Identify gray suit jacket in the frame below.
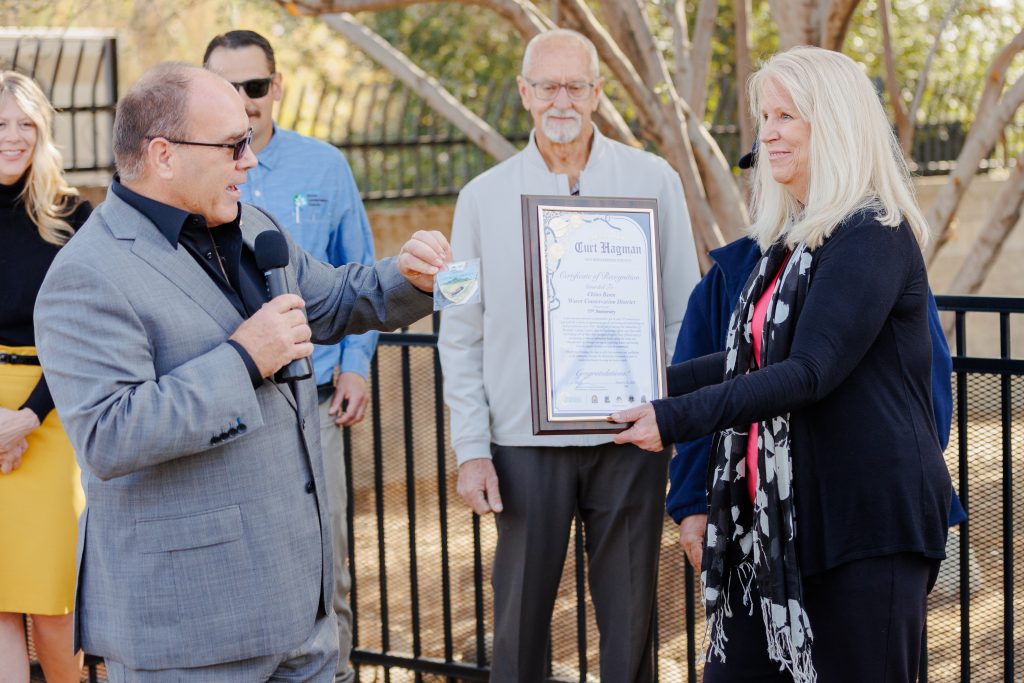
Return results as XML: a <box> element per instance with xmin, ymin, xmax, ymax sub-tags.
<box><xmin>34</xmin><ymin>189</ymin><xmax>431</xmax><ymax>669</ymax></box>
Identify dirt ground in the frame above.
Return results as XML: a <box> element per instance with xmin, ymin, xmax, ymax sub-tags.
<box><xmin>343</xmin><ymin>346</ymin><xmax>1023</xmax><ymax>682</ymax></box>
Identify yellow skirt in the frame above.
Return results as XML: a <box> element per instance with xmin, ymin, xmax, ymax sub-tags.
<box><xmin>0</xmin><ymin>344</ymin><xmax>84</xmax><ymax>615</ymax></box>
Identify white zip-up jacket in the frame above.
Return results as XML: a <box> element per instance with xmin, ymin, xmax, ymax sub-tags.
<box><xmin>438</xmin><ymin>126</ymin><xmax>701</xmax><ymax>465</ymax></box>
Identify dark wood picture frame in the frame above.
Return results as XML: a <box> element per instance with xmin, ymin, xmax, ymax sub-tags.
<box><xmin>521</xmin><ymin>194</ymin><xmax>667</xmax><ymax>435</ymax></box>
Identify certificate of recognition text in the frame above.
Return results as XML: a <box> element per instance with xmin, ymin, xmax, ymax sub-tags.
<box><xmin>535</xmin><ymin>202</ymin><xmax>664</xmax><ymax>424</ymax></box>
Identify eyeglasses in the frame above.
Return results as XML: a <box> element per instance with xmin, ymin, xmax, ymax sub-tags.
<box><xmin>229</xmin><ymin>76</ymin><xmax>274</xmax><ymax>99</ymax></box>
<box><xmin>524</xmin><ymin>79</ymin><xmax>596</xmax><ymax>102</ymax></box>
<box><xmin>153</xmin><ymin>128</ymin><xmax>253</xmax><ymax>161</ymax></box>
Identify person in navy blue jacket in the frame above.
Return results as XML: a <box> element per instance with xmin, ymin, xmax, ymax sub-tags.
<box><xmin>612</xmin><ymin>47</ymin><xmax>954</xmax><ymax>682</ymax></box>
<box><xmin>666</xmin><ymin>168</ymin><xmax>966</xmax><ymax>574</ymax></box>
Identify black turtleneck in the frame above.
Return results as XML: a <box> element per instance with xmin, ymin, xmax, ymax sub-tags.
<box><xmin>0</xmin><ymin>174</ymin><xmax>92</xmax><ymax>421</ymax></box>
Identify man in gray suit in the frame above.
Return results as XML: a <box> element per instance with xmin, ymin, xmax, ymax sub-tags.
<box><xmin>34</xmin><ymin>63</ymin><xmax>448</xmax><ymax>681</ymax></box>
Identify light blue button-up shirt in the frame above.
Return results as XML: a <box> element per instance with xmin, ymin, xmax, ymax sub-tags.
<box><xmin>240</xmin><ymin>124</ymin><xmax>378</xmax><ymax>386</ymax></box>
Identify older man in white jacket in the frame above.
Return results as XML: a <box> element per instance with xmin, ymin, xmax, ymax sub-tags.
<box><xmin>438</xmin><ymin>28</ymin><xmax>701</xmax><ymax>683</ymax></box>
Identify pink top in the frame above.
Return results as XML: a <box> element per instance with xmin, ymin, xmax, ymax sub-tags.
<box><xmin>746</xmin><ymin>254</ymin><xmax>790</xmax><ymax>502</ymax></box>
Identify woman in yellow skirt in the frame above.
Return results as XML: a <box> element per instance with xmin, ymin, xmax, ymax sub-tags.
<box><xmin>0</xmin><ymin>71</ymin><xmax>92</xmax><ymax>682</ymax></box>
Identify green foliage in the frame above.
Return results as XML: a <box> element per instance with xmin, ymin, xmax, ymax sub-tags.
<box><xmin>366</xmin><ymin>4</ymin><xmax>522</xmax><ymax>99</ymax></box>
<box><xmin>843</xmin><ymin>0</ymin><xmax>1024</xmax><ymax>123</ymax></box>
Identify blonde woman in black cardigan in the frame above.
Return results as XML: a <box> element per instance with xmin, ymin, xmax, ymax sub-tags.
<box><xmin>613</xmin><ymin>47</ymin><xmax>951</xmax><ymax>683</ymax></box>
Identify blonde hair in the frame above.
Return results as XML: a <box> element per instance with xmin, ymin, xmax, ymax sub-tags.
<box><xmin>0</xmin><ymin>71</ymin><xmax>78</xmax><ymax>246</ymax></box>
<box><xmin>747</xmin><ymin>47</ymin><xmax>929</xmax><ymax>251</ymax></box>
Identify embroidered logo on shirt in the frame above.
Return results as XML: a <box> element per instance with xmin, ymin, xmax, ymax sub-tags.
<box><xmin>292</xmin><ymin>192</ymin><xmax>328</xmax><ymax>224</ymax></box>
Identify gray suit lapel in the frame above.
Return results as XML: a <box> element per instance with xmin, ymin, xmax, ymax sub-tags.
<box><xmin>103</xmin><ymin>190</ymin><xmax>244</xmax><ymax>336</ymax></box>
<box><xmin>103</xmin><ymin>192</ymin><xmax>300</xmax><ymax>411</ymax></box>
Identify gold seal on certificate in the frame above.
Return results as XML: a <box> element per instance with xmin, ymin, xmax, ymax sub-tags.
<box><xmin>521</xmin><ymin>195</ymin><xmax>667</xmax><ymax>435</ymax></box>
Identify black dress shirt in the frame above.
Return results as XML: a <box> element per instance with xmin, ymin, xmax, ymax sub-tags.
<box><xmin>111</xmin><ymin>179</ymin><xmax>266</xmax><ymax>386</ymax></box>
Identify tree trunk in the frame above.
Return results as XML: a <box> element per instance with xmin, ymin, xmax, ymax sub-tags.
<box><xmin>735</xmin><ymin>0</ymin><xmax>755</xmax><ymax>158</ymax></box>
<box><xmin>319</xmin><ymin>12</ymin><xmax>519</xmax><ymax>161</ymax></box>
<box><xmin>768</xmin><ymin>0</ymin><xmax>821</xmax><ymax>49</ymax></box>
<box><xmin>945</xmin><ymin>148</ymin><xmax>1024</xmax><ymax>296</ymax></box>
<box><xmin>907</xmin><ymin>0</ymin><xmax>961</xmax><ymax>158</ymax></box>
<box><xmin>820</xmin><ymin>0</ymin><xmax>860</xmax><ymax>51</ymax></box>
<box><xmin>878</xmin><ymin>0</ymin><xmax>912</xmax><ymax>155</ymax></box>
<box><xmin>925</xmin><ymin>72</ymin><xmax>1024</xmax><ymax>263</ymax></box>
<box><xmin>688</xmin><ymin>0</ymin><xmax>718</xmax><ymax>119</ymax></box>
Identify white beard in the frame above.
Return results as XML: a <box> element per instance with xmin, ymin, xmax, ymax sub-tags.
<box><xmin>541</xmin><ymin>108</ymin><xmax>582</xmax><ymax>144</ymax></box>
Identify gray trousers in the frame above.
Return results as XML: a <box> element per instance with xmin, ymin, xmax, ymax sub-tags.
<box><xmin>105</xmin><ymin>612</ymin><xmax>338</xmax><ymax>682</ymax></box>
<box><xmin>489</xmin><ymin>443</ymin><xmax>670</xmax><ymax>683</ymax></box>
<box><xmin>318</xmin><ymin>399</ymin><xmax>354</xmax><ymax>682</ymax></box>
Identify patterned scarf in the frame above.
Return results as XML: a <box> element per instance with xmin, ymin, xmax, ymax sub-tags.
<box><xmin>702</xmin><ymin>240</ymin><xmax>816</xmax><ymax>681</ymax></box>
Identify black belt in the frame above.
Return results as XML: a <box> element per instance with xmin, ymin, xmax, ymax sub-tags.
<box><xmin>0</xmin><ymin>352</ymin><xmax>41</xmax><ymax>366</ymax></box>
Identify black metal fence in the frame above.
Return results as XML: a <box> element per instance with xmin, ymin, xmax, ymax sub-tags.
<box><xmin>0</xmin><ymin>34</ymin><xmax>1018</xmax><ymax>196</ymax></box>
<box><xmin>278</xmin><ymin>81</ymin><xmax>532</xmax><ymax>202</ymax></box>
<box><xmin>342</xmin><ymin>295</ymin><xmax>1023</xmax><ymax>682</ymax></box>
<box><xmin>0</xmin><ymin>29</ymin><xmax>118</xmax><ymax>174</ymax></box>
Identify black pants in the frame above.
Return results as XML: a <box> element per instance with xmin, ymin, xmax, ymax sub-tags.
<box><xmin>489</xmin><ymin>443</ymin><xmax>670</xmax><ymax>683</ymax></box>
<box><xmin>703</xmin><ymin>553</ymin><xmax>939</xmax><ymax>683</ymax></box>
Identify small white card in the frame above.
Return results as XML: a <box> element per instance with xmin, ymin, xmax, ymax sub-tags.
<box><xmin>434</xmin><ymin>258</ymin><xmax>481</xmax><ymax>311</ymax></box>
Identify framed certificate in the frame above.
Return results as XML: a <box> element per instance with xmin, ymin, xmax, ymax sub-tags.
<box><xmin>521</xmin><ymin>195</ymin><xmax>667</xmax><ymax>435</ymax></box>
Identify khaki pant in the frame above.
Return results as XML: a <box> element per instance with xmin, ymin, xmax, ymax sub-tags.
<box><xmin>319</xmin><ymin>399</ymin><xmax>354</xmax><ymax>682</ymax></box>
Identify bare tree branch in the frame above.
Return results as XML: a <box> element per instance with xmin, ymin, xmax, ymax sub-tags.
<box><xmin>908</xmin><ymin>0</ymin><xmax>960</xmax><ymax>140</ymax></box>
<box><xmin>879</xmin><ymin>0</ymin><xmax>913</xmax><ymax>155</ymax></box>
<box><xmin>735</xmin><ymin>0</ymin><xmax>754</xmax><ymax>157</ymax></box>
<box><xmin>319</xmin><ymin>12</ymin><xmax>518</xmax><ymax>160</ymax></box>
<box><xmin>287</xmin><ymin>0</ymin><xmax>758</xmax><ymax>258</ymax></box>
<box><xmin>661</xmin><ymin>0</ymin><xmax>691</xmax><ymax>99</ymax></box>
<box><xmin>768</xmin><ymin>0</ymin><xmax>821</xmax><ymax>49</ymax></box>
<box><xmin>820</xmin><ymin>0</ymin><xmax>860</xmax><ymax>51</ymax></box>
<box><xmin>592</xmin><ymin>0</ymin><xmax>663</xmax><ymax>90</ymax></box>
<box><xmin>566</xmin><ymin>0</ymin><xmax>746</xmax><ymax>244</ymax></box>
<box><xmin>945</xmin><ymin>147</ymin><xmax>1024</xmax><ymax>298</ymax></box>
<box><xmin>975</xmin><ymin>28</ymin><xmax>1024</xmax><ymax>125</ymax></box>
<box><xmin>557</xmin><ymin>0</ymin><xmax>668</xmax><ymax>140</ymax></box>
<box><xmin>283</xmin><ymin>0</ymin><xmax>549</xmax><ymax>37</ymax></box>
<box><xmin>688</xmin><ymin>0</ymin><xmax>718</xmax><ymax>119</ymax></box>
<box><xmin>925</xmin><ymin>70</ymin><xmax>1024</xmax><ymax>263</ymax></box>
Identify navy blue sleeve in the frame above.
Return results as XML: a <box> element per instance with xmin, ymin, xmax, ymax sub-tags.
<box><xmin>653</xmin><ymin>220</ymin><xmax>916</xmax><ymax>444</ymax></box>
<box><xmin>927</xmin><ymin>290</ymin><xmax>967</xmax><ymax>525</ymax></box>
<box><xmin>927</xmin><ymin>290</ymin><xmax>953</xmax><ymax>451</ymax></box>
<box><xmin>666</xmin><ymin>268</ymin><xmax>724</xmax><ymax>523</ymax></box>
<box><xmin>226</xmin><ymin>340</ymin><xmax>264</xmax><ymax>388</ymax></box>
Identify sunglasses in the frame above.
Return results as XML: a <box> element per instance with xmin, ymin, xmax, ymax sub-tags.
<box><xmin>154</xmin><ymin>128</ymin><xmax>254</xmax><ymax>161</ymax></box>
<box><xmin>230</xmin><ymin>76</ymin><xmax>274</xmax><ymax>99</ymax></box>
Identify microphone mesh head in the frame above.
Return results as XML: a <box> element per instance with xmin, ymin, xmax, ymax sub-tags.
<box><xmin>254</xmin><ymin>230</ymin><xmax>290</xmax><ymax>271</ymax></box>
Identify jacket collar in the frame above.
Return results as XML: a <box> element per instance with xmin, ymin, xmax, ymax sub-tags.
<box><xmin>709</xmin><ymin>237</ymin><xmax>763</xmax><ymax>303</ymax></box>
<box><xmin>100</xmin><ymin>187</ymin><xmax>244</xmax><ymax>336</ymax></box>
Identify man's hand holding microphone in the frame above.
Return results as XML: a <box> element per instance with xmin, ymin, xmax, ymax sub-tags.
<box><xmin>231</xmin><ymin>229</ymin><xmax>451</xmax><ymax>379</ymax></box>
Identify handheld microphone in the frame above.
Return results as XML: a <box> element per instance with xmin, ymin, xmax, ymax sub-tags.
<box><xmin>253</xmin><ymin>230</ymin><xmax>313</xmax><ymax>384</ymax></box>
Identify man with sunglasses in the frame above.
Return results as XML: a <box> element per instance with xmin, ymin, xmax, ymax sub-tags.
<box><xmin>437</xmin><ymin>29</ymin><xmax>700</xmax><ymax>682</ymax></box>
<box><xmin>34</xmin><ymin>62</ymin><xmax>449</xmax><ymax>682</ymax></box>
<box><xmin>202</xmin><ymin>30</ymin><xmax>376</xmax><ymax>683</ymax></box>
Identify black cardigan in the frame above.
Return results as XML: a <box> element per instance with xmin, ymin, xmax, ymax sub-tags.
<box><xmin>654</xmin><ymin>210</ymin><xmax>951</xmax><ymax>577</ymax></box>
<box><xmin>0</xmin><ymin>176</ymin><xmax>92</xmax><ymax>420</ymax></box>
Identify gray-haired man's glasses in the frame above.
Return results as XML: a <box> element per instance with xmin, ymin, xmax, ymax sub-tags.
<box><xmin>524</xmin><ymin>79</ymin><xmax>596</xmax><ymax>102</ymax></box>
